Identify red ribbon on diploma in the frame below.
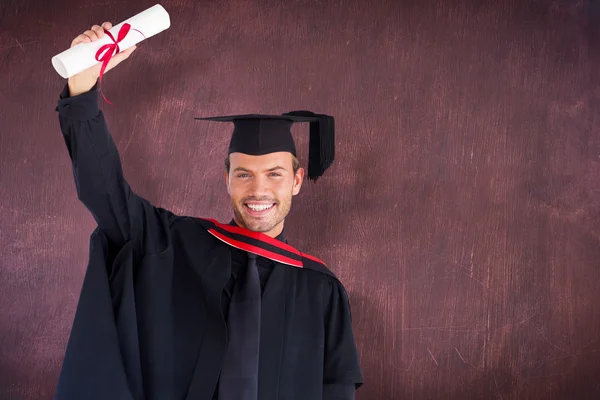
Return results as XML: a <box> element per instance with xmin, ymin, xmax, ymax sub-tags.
<box><xmin>95</xmin><ymin>23</ymin><xmax>145</xmax><ymax>104</ymax></box>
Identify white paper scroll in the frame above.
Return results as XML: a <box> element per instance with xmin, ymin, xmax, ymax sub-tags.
<box><xmin>51</xmin><ymin>4</ymin><xmax>171</xmax><ymax>79</ymax></box>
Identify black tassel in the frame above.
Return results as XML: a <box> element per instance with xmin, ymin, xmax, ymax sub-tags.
<box><xmin>283</xmin><ymin>110</ymin><xmax>335</xmax><ymax>181</ymax></box>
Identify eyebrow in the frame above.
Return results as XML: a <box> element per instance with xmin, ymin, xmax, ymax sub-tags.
<box><xmin>233</xmin><ymin>167</ymin><xmax>251</xmax><ymax>173</ymax></box>
<box><xmin>232</xmin><ymin>166</ymin><xmax>286</xmax><ymax>173</ymax></box>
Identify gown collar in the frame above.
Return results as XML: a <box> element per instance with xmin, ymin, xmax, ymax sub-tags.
<box><xmin>228</xmin><ymin>219</ymin><xmax>287</xmax><ymax>244</ymax></box>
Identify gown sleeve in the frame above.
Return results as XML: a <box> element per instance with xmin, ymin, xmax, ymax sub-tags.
<box><xmin>56</xmin><ymin>81</ymin><xmax>172</xmax><ymax>256</ymax></box>
<box><xmin>54</xmin><ymin>82</ymin><xmax>177</xmax><ymax>399</ymax></box>
<box><xmin>322</xmin><ymin>277</ymin><xmax>364</xmax><ymax>399</ymax></box>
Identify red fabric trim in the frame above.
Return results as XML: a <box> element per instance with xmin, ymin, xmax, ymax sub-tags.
<box><xmin>301</xmin><ymin>252</ymin><xmax>327</xmax><ymax>266</ymax></box>
<box><xmin>202</xmin><ymin>218</ymin><xmax>328</xmax><ymax>268</ymax></box>
<box><xmin>208</xmin><ymin>229</ymin><xmax>303</xmax><ymax>268</ymax></box>
<box><xmin>205</xmin><ymin>218</ymin><xmax>303</xmax><ymax>256</ymax></box>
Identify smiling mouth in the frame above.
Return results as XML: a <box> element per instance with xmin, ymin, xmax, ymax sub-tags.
<box><xmin>244</xmin><ymin>203</ymin><xmax>276</xmax><ymax>215</ymax></box>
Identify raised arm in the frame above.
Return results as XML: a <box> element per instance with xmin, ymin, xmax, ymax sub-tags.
<box><xmin>56</xmin><ymin>22</ymin><xmax>171</xmax><ymax>252</ymax></box>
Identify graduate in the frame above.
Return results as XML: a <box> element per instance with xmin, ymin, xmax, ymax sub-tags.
<box><xmin>53</xmin><ymin>22</ymin><xmax>363</xmax><ymax>400</ymax></box>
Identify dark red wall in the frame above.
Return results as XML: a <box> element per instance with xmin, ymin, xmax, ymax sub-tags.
<box><xmin>1</xmin><ymin>0</ymin><xmax>599</xmax><ymax>399</ymax></box>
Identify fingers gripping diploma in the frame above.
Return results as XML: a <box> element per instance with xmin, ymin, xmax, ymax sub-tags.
<box><xmin>52</xmin><ymin>4</ymin><xmax>171</xmax><ymax>98</ymax></box>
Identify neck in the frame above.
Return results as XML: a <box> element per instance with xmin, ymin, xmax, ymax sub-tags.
<box><xmin>264</xmin><ymin>221</ymin><xmax>285</xmax><ymax>238</ymax></box>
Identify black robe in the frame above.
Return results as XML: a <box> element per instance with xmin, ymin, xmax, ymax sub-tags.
<box><xmin>53</xmin><ymin>83</ymin><xmax>364</xmax><ymax>400</ymax></box>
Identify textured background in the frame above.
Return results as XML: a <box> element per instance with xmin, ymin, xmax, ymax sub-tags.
<box><xmin>1</xmin><ymin>0</ymin><xmax>599</xmax><ymax>399</ymax></box>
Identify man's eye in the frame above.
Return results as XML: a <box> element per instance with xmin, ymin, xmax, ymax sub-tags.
<box><xmin>269</xmin><ymin>173</ymin><xmax>281</xmax><ymax>177</ymax></box>
<box><xmin>237</xmin><ymin>174</ymin><xmax>249</xmax><ymax>178</ymax></box>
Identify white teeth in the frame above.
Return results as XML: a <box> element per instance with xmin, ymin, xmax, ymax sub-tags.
<box><xmin>247</xmin><ymin>204</ymin><xmax>274</xmax><ymax>211</ymax></box>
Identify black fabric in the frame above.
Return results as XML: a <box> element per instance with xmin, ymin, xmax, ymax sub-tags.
<box><xmin>323</xmin><ymin>384</ymin><xmax>356</xmax><ymax>400</ymax></box>
<box><xmin>221</xmin><ymin>222</ymin><xmax>281</xmax><ymax>320</ymax></box>
<box><xmin>227</xmin><ymin>219</ymin><xmax>283</xmax><ymax>292</ymax></box>
<box><xmin>195</xmin><ymin>114</ymin><xmax>314</xmax><ymax>157</ymax></box>
<box><xmin>227</xmin><ymin>247</ymin><xmax>276</xmax><ymax>298</ymax></box>
<box><xmin>206</xmin><ymin>220</ymin><xmax>303</xmax><ymax>265</ymax></box>
<box><xmin>283</xmin><ymin>111</ymin><xmax>335</xmax><ymax>182</ymax></box>
<box><xmin>196</xmin><ymin>217</ymin><xmax>334</xmax><ymax>274</ymax></box>
<box><xmin>228</xmin><ymin>117</ymin><xmax>298</xmax><ymax>156</ymax></box>
<box><xmin>54</xmin><ymin>83</ymin><xmax>363</xmax><ymax>400</ymax></box>
<box><xmin>194</xmin><ymin>112</ymin><xmax>335</xmax><ymax>181</ymax></box>
<box><xmin>219</xmin><ymin>253</ymin><xmax>261</xmax><ymax>400</ymax></box>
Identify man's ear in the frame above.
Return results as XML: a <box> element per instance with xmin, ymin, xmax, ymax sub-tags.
<box><xmin>224</xmin><ymin>170</ymin><xmax>231</xmax><ymax>194</ymax></box>
<box><xmin>292</xmin><ymin>167</ymin><xmax>304</xmax><ymax>196</ymax></box>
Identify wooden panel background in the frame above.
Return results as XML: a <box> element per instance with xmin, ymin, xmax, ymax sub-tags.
<box><xmin>1</xmin><ymin>0</ymin><xmax>599</xmax><ymax>399</ymax></box>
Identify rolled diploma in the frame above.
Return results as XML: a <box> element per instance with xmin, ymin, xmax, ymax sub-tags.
<box><xmin>51</xmin><ymin>4</ymin><xmax>170</xmax><ymax>79</ymax></box>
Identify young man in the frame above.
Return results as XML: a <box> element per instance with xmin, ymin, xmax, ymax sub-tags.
<box><xmin>53</xmin><ymin>22</ymin><xmax>363</xmax><ymax>400</ymax></box>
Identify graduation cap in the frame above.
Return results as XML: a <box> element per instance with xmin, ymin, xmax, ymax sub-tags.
<box><xmin>194</xmin><ymin>110</ymin><xmax>335</xmax><ymax>181</ymax></box>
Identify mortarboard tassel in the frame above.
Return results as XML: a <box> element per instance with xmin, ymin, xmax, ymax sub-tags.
<box><xmin>283</xmin><ymin>111</ymin><xmax>335</xmax><ymax>181</ymax></box>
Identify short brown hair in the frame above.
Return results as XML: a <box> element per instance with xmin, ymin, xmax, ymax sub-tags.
<box><xmin>225</xmin><ymin>154</ymin><xmax>300</xmax><ymax>175</ymax></box>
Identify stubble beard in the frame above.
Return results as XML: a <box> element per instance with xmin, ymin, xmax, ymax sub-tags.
<box><xmin>232</xmin><ymin>193</ymin><xmax>293</xmax><ymax>233</ymax></box>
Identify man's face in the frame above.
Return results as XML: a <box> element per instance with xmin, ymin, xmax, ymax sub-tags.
<box><xmin>225</xmin><ymin>151</ymin><xmax>304</xmax><ymax>237</ymax></box>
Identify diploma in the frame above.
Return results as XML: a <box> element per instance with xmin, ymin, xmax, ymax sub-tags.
<box><xmin>51</xmin><ymin>4</ymin><xmax>170</xmax><ymax>79</ymax></box>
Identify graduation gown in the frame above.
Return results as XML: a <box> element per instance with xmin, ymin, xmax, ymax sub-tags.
<box><xmin>53</xmin><ymin>83</ymin><xmax>364</xmax><ymax>400</ymax></box>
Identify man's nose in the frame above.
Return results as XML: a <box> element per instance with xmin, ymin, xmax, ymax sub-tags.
<box><xmin>247</xmin><ymin>175</ymin><xmax>269</xmax><ymax>196</ymax></box>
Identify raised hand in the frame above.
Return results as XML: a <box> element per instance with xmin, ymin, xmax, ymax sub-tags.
<box><xmin>67</xmin><ymin>21</ymin><xmax>137</xmax><ymax>96</ymax></box>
